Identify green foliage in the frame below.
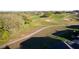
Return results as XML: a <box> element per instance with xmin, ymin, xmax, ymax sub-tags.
<box><xmin>22</xmin><ymin>15</ymin><xmax>32</xmax><ymax>24</ymax></box>
<box><xmin>0</xmin><ymin>29</ymin><xmax>9</xmax><ymax>45</ymax></box>
<box><xmin>0</xmin><ymin>12</ymin><xmax>78</xmax><ymax>45</ymax></box>
<box><xmin>2</xmin><ymin>30</ymin><xmax>9</xmax><ymax>40</ymax></box>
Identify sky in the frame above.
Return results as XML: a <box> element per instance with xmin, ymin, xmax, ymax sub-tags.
<box><xmin>0</xmin><ymin>0</ymin><xmax>79</xmax><ymax>11</ymax></box>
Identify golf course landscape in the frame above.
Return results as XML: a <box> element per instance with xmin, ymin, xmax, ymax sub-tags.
<box><xmin>0</xmin><ymin>11</ymin><xmax>79</xmax><ymax>49</ymax></box>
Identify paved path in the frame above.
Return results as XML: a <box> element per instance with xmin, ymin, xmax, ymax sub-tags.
<box><xmin>0</xmin><ymin>25</ymin><xmax>54</xmax><ymax>48</ymax></box>
<box><xmin>1</xmin><ymin>24</ymin><xmax>78</xmax><ymax>48</ymax></box>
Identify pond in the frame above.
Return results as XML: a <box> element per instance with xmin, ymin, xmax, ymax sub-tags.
<box><xmin>66</xmin><ymin>25</ymin><xmax>79</xmax><ymax>29</ymax></box>
<box><xmin>52</xmin><ymin>25</ymin><xmax>79</xmax><ymax>49</ymax></box>
<box><xmin>20</xmin><ymin>37</ymin><xmax>69</xmax><ymax>49</ymax></box>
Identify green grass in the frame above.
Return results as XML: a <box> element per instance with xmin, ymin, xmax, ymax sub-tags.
<box><xmin>49</xmin><ymin>34</ymin><xmax>67</xmax><ymax>41</ymax></box>
<box><xmin>50</xmin><ymin>13</ymin><xmax>74</xmax><ymax>22</ymax></box>
<box><xmin>0</xmin><ymin>12</ymin><xmax>78</xmax><ymax>46</ymax></box>
<box><xmin>0</xmin><ymin>29</ymin><xmax>9</xmax><ymax>45</ymax></box>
